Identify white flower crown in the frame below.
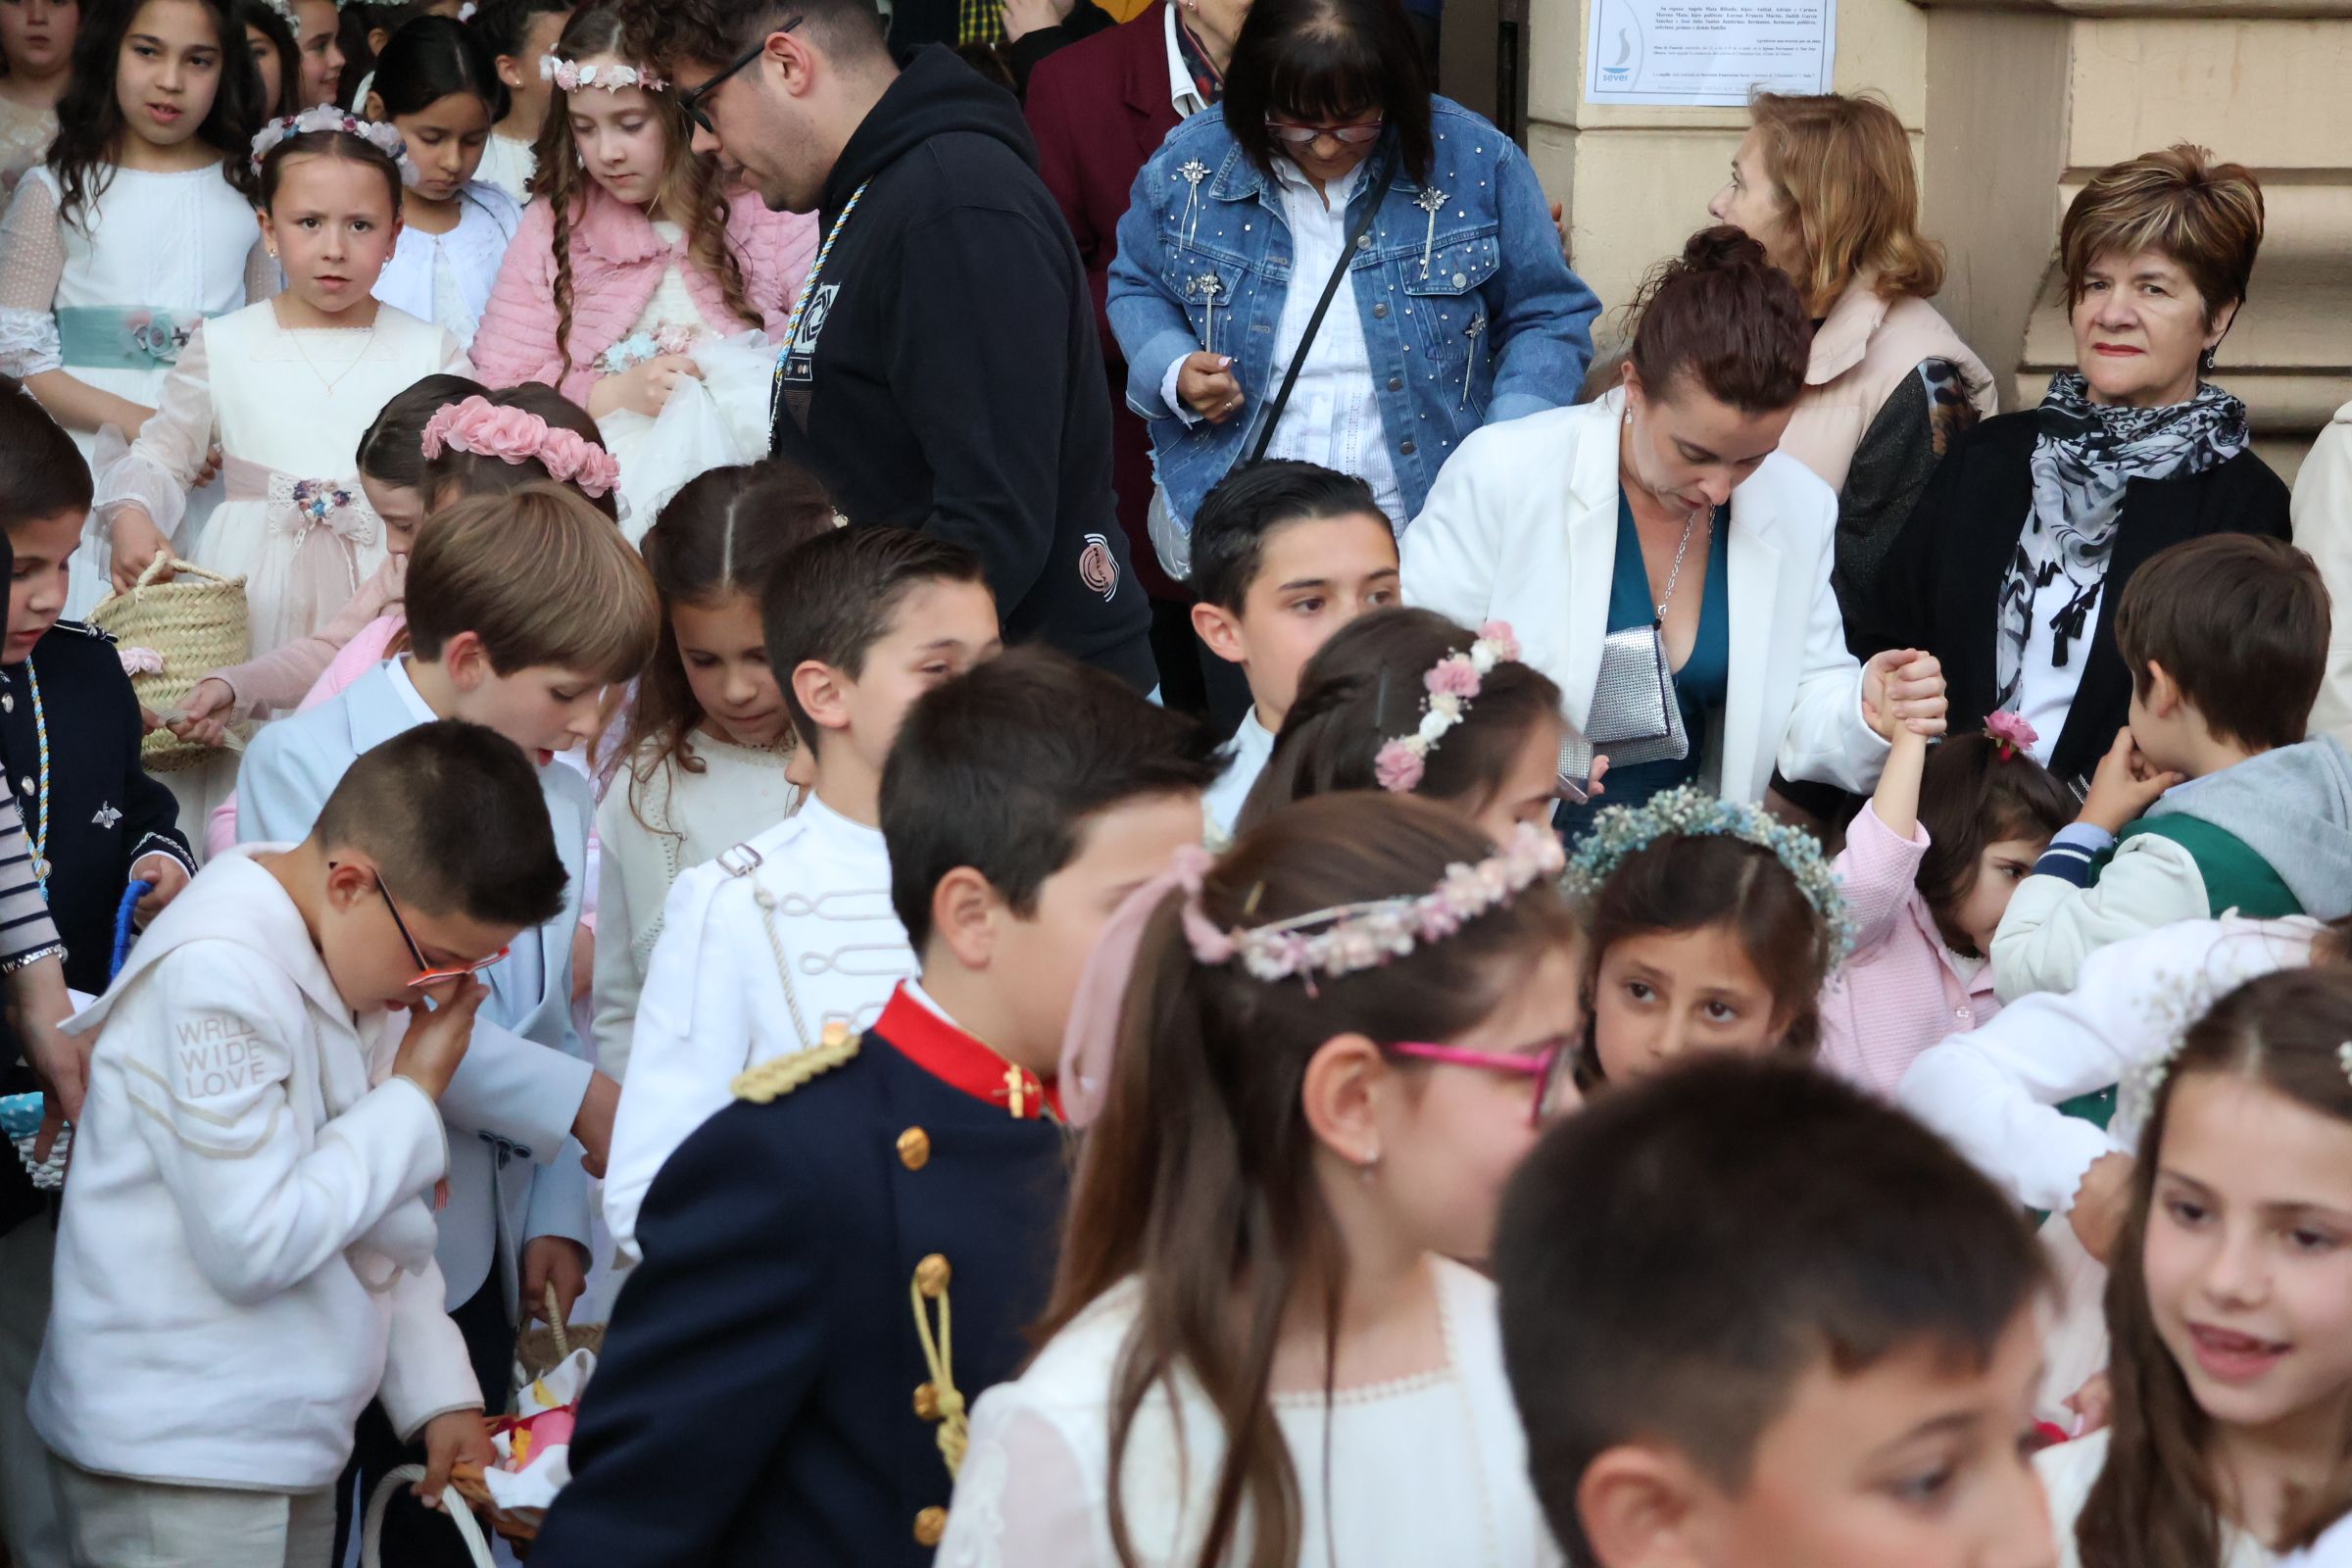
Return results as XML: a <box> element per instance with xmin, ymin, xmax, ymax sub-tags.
<box><xmin>540</xmin><ymin>55</ymin><xmax>667</xmax><ymax>93</ymax></box>
<box><xmin>248</xmin><ymin>108</ymin><xmax>409</xmax><ymax>176</ymax></box>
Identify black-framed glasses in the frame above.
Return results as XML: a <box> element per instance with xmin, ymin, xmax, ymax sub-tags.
<box><xmin>1263</xmin><ymin>116</ymin><xmax>1386</xmax><ymax>147</ymax></box>
<box><xmin>332</xmin><ymin>861</ymin><xmax>509</xmax><ymax>990</ymax></box>
<box><xmin>676</xmin><ymin>18</ymin><xmax>799</xmax><ymax>135</ymax></box>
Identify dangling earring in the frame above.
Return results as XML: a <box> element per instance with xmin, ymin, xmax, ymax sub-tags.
<box><xmin>2199</xmin><ymin>344</ymin><xmax>2219</xmax><ymax>376</ymax></box>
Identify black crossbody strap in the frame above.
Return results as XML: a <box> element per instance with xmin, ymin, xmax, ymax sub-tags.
<box><xmin>1247</xmin><ymin>167</ymin><xmax>1396</xmax><ymax>466</ymax></box>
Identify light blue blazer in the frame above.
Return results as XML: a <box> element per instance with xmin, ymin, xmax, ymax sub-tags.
<box><xmin>236</xmin><ymin>662</ymin><xmax>597</xmax><ymax>1314</ymax></box>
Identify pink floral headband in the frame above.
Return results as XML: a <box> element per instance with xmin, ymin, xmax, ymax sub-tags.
<box><xmin>1373</xmin><ymin>621</ymin><xmax>1522</xmax><ymax>793</ymax></box>
<box><xmin>1054</xmin><ymin>823</ymin><xmax>1567</xmax><ymax>1127</ymax></box>
<box><xmin>420</xmin><ymin>396</ymin><xmax>621</xmax><ymax>499</ymax></box>
<box><xmin>1984</xmin><ymin>709</ymin><xmax>2037</xmax><ymax>761</ymax></box>
<box><xmin>248</xmin><ymin>107</ymin><xmax>408</xmax><ymax>174</ymax></box>
<box><xmin>539</xmin><ymin>55</ymin><xmax>666</xmax><ymax>92</ymax></box>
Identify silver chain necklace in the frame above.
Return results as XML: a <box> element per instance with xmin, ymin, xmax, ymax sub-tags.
<box><xmin>1651</xmin><ymin>504</ymin><xmax>1711</xmax><ymax>624</ymax></box>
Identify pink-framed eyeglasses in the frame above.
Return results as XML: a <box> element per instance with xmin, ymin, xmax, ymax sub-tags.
<box><xmin>1389</xmin><ymin>1038</ymin><xmax>1578</xmax><ymax>1127</ymax></box>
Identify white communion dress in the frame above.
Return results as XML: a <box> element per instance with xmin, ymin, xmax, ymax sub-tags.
<box><xmin>0</xmin><ymin>163</ymin><xmax>273</xmax><ymax>617</ymax></box>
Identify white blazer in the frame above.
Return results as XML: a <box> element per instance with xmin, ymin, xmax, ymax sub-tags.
<box><xmin>1403</xmin><ymin>389</ymin><xmax>1888</xmax><ymax>804</ymax></box>
<box><xmin>236</xmin><ymin>662</ymin><xmax>597</xmax><ymax>1313</ymax></box>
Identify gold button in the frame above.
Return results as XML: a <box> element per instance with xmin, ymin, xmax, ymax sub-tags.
<box><xmin>913</xmin><ymin>1505</ymin><xmax>949</xmax><ymax>1546</ymax></box>
<box><xmin>914</xmin><ymin>1252</ymin><xmax>952</xmax><ymax>1298</ymax></box>
<box><xmin>897</xmin><ymin>1127</ymin><xmax>931</xmax><ymax>1170</ymax></box>
<box><xmin>913</xmin><ymin>1381</ymin><xmax>941</xmax><ymax>1421</ymax></box>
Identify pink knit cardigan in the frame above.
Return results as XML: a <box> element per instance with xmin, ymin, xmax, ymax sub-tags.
<box><xmin>471</xmin><ymin>182</ymin><xmax>819</xmax><ymax>405</ymax></box>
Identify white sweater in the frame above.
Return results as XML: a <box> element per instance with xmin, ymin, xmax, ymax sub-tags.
<box><xmin>591</xmin><ymin>735</ymin><xmax>801</xmax><ymax>1081</ymax></box>
<box><xmin>1897</xmin><ymin>915</ymin><xmax>2323</xmax><ymax>1213</ymax></box>
<box><xmin>29</xmin><ymin>849</ymin><xmax>478</xmax><ymax>1491</ymax></box>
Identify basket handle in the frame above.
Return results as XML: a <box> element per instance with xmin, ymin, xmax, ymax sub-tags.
<box><xmin>129</xmin><ymin>556</ymin><xmax>235</xmax><ymax>593</ymax></box>
<box><xmin>362</xmin><ymin>1464</ymin><xmax>495</xmax><ymax>1568</ymax></box>
<box><xmin>543</xmin><ymin>1280</ymin><xmax>570</xmax><ymax>1360</ymax></box>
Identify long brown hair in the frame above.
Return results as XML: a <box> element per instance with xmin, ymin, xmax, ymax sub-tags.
<box><xmin>1042</xmin><ymin>791</ymin><xmax>1581</xmax><ymax>1568</ymax></box>
<box><xmin>1745</xmin><ymin>90</ymin><xmax>1946</xmax><ymax>317</ymax></box>
<box><xmin>526</xmin><ymin>0</ymin><xmax>754</xmax><ymax>384</ymax></box>
<box><xmin>608</xmin><ymin>461</ymin><xmax>838</xmax><ymax>831</ymax></box>
<box><xmin>2080</xmin><ymin>967</ymin><xmax>2352</xmax><ymax>1566</ymax></box>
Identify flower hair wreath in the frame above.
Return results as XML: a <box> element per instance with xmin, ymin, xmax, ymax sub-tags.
<box><xmin>1562</xmin><ymin>785</ymin><xmax>1858</xmax><ymax>962</ymax></box>
<box><xmin>420</xmin><ymin>396</ymin><xmax>622</xmax><ymax>500</ymax></box>
<box><xmin>1182</xmin><ymin>820</ymin><xmax>1566</xmax><ymax>987</ymax></box>
<box><xmin>1374</xmin><ymin>621</ymin><xmax>1521</xmax><ymax>794</ymax></box>
<box><xmin>248</xmin><ymin>107</ymin><xmax>409</xmax><ymax>175</ymax></box>
<box><xmin>540</xmin><ymin>55</ymin><xmax>667</xmax><ymax>93</ymax></box>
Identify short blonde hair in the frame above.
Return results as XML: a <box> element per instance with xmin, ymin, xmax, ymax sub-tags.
<box><xmin>408</xmin><ymin>482</ymin><xmax>660</xmax><ymax>684</ymax></box>
<box><xmin>1748</xmin><ymin>91</ymin><xmax>1943</xmax><ymax>317</ymax></box>
<box><xmin>2060</xmin><ymin>144</ymin><xmax>2264</xmax><ymax>326</ymax></box>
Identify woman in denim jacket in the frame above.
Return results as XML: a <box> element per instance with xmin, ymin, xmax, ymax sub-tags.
<box><xmin>1106</xmin><ymin>0</ymin><xmax>1597</xmax><ymax>572</ymax></box>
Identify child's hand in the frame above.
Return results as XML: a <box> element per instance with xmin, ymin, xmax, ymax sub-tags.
<box><xmin>571</xmin><ymin>1068</ymin><xmax>619</xmax><ymax>1178</ymax></box>
<box><xmin>2068</xmin><ymin>1151</ymin><xmax>2135</xmax><ymax>1264</ymax></box>
<box><xmin>2062</xmin><ymin>1371</ymin><xmax>2113</xmax><ymax>1439</ymax></box>
<box><xmin>1176</xmin><ymin>352</ymin><xmax>1244</xmax><ymax>423</ymax></box>
<box><xmin>2079</xmin><ymin>730</ymin><xmax>2183</xmax><ymax>836</ymax></box>
<box><xmin>416</xmin><ymin>1408</ymin><xmax>493</xmax><ymax>1509</ymax></box>
<box><xmin>129</xmin><ymin>854</ymin><xmax>190</xmax><ymax>922</ymax></box>
<box><xmin>166</xmin><ymin>677</ymin><xmax>237</xmax><ymax>749</ymax></box>
<box><xmin>391</xmin><ymin>976</ymin><xmax>490</xmax><ymax>1100</ymax></box>
<box><xmin>621</xmin><ymin>353</ymin><xmax>704</xmax><ymax>416</ymax></box>
<box><xmin>109</xmin><ymin>508</ymin><xmax>172</xmax><ymax>594</ymax></box>
<box><xmin>521</xmin><ymin>1236</ymin><xmax>589</xmax><ymax>1327</ymax></box>
<box><xmin>1861</xmin><ymin>649</ymin><xmax>1947</xmax><ymax>741</ymax></box>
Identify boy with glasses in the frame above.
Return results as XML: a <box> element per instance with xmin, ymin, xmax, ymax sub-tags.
<box><xmin>30</xmin><ymin>722</ymin><xmax>569</xmax><ymax>1568</ymax></box>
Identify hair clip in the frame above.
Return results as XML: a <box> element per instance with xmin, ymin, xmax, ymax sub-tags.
<box><xmin>1183</xmin><ymin>821</ymin><xmax>1565</xmax><ymax>986</ymax></box>
<box><xmin>1563</xmin><ymin>785</ymin><xmax>1857</xmax><ymax>961</ymax></box>
<box><xmin>539</xmin><ymin>55</ymin><xmax>667</xmax><ymax>93</ymax></box>
<box><xmin>1984</xmin><ymin>709</ymin><xmax>2038</xmax><ymax>762</ymax></box>
<box><xmin>1373</xmin><ymin>621</ymin><xmax>1520</xmax><ymax>794</ymax></box>
<box><xmin>421</xmin><ymin>396</ymin><xmax>621</xmax><ymax>499</ymax></box>
<box><xmin>248</xmin><ymin>107</ymin><xmax>408</xmax><ymax>174</ymax></box>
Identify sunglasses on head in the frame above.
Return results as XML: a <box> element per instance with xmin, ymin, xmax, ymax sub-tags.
<box><xmin>1263</xmin><ymin>116</ymin><xmax>1386</xmax><ymax>146</ymax></box>
<box><xmin>676</xmin><ymin>17</ymin><xmax>800</xmax><ymax>135</ymax></box>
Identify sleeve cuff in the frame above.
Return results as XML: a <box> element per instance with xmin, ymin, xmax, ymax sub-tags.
<box><xmin>2034</xmin><ymin>823</ymin><xmax>2114</xmax><ymax>887</ymax></box>
<box><xmin>1156</xmin><ymin>352</ymin><xmax>1201</xmax><ymax>428</ymax></box>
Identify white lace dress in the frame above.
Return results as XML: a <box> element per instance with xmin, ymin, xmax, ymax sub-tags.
<box><xmin>371</xmin><ymin>180</ymin><xmax>520</xmax><ymax>351</ymax></box>
<box><xmin>0</xmin><ymin>96</ymin><xmax>55</xmax><ymax>200</ymax></box>
<box><xmin>0</xmin><ymin>163</ymin><xmax>273</xmax><ymax>617</ymax></box>
<box><xmin>593</xmin><ymin>219</ymin><xmax>777</xmax><ymax>538</ymax></box>
<box><xmin>939</xmin><ymin>1259</ymin><xmax>1565</xmax><ymax>1568</ymax></box>
<box><xmin>93</xmin><ymin>300</ymin><xmax>468</xmax><ymax>824</ymax></box>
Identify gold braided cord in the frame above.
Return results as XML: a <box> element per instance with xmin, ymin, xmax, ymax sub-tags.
<box><xmin>910</xmin><ymin>1275</ymin><xmax>968</xmax><ymax>1478</ymax></box>
<box><xmin>731</xmin><ymin>1036</ymin><xmax>859</xmax><ymax>1104</ymax></box>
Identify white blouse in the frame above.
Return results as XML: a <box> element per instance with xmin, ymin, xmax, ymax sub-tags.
<box><xmin>371</xmin><ymin>181</ymin><xmax>520</xmax><ymax>349</ymax></box>
<box><xmin>2038</xmin><ymin>1431</ymin><xmax>2274</xmax><ymax>1568</ymax></box>
<box><xmin>940</xmin><ymin>1259</ymin><xmax>1563</xmax><ymax>1568</ymax></box>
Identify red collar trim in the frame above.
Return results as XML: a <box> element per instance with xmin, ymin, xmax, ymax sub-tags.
<box><xmin>877</xmin><ymin>984</ymin><xmax>1062</xmax><ymax>1121</ymax></box>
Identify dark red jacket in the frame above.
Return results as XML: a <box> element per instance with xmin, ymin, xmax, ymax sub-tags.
<box><xmin>1025</xmin><ymin>5</ymin><xmax>1187</xmax><ymax>600</ymax></box>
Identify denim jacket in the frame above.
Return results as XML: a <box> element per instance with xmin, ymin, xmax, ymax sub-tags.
<box><xmin>1106</xmin><ymin>98</ymin><xmax>1599</xmax><ymax>534</ymax></box>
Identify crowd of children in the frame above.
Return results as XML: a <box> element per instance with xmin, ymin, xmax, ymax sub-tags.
<box><xmin>0</xmin><ymin>2</ymin><xmax>2340</xmax><ymax>1564</ymax></box>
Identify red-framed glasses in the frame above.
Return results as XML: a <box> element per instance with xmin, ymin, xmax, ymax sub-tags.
<box><xmin>331</xmin><ymin>861</ymin><xmax>509</xmax><ymax>990</ymax></box>
<box><xmin>1264</xmin><ymin>116</ymin><xmax>1386</xmax><ymax>147</ymax></box>
<box><xmin>1390</xmin><ymin>1038</ymin><xmax>1577</xmax><ymax>1127</ymax></box>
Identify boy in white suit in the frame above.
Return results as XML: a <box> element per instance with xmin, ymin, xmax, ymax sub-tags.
<box><xmin>234</xmin><ymin>485</ymin><xmax>656</xmax><ymax>1559</ymax></box>
<box><xmin>601</xmin><ymin>526</ymin><xmax>1000</xmax><ymax>1262</ymax></box>
<box><xmin>32</xmin><ymin>721</ymin><xmax>569</xmax><ymax>1567</ymax></box>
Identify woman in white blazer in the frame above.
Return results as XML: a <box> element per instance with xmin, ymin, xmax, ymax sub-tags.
<box><xmin>1405</xmin><ymin>227</ymin><xmax>1943</xmax><ymax>808</ymax></box>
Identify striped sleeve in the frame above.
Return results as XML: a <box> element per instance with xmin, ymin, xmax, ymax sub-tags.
<box><xmin>0</xmin><ymin>795</ymin><xmax>59</xmax><ymax>967</ymax></box>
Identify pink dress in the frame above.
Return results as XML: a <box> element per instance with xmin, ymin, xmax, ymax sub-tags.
<box><xmin>203</xmin><ymin>612</ymin><xmax>406</xmax><ymax>857</ymax></box>
<box><xmin>1817</xmin><ymin>801</ymin><xmax>2004</xmax><ymax>1097</ymax></box>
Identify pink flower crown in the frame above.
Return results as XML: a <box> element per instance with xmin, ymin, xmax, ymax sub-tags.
<box><xmin>1181</xmin><ymin>821</ymin><xmax>1565</xmax><ymax>987</ymax></box>
<box><xmin>1372</xmin><ymin>621</ymin><xmax>1522</xmax><ymax>794</ymax></box>
<box><xmin>539</xmin><ymin>55</ymin><xmax>666</xmax><ymax>93</ymax></box>
<box><xmin>1984</xmin><ymin>709</ymin><xmax>2038</xmax><ymax>761</ymax></box>
<box><xmin>420</xmin><ymin>396</ymin><xmax>621</xmax><ymax>499</ymax></box>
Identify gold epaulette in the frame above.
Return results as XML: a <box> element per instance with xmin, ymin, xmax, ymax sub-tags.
<box><xmin>732</xmin><ymin>1024</ymin><xmax>859</xmax><ymax>1104</ymax></box>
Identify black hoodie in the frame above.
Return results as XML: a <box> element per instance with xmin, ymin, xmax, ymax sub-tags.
<box><xmin>770</xmin><ymin>46</ymin><xmax>1153</xmax><ymax>690</ymax></box>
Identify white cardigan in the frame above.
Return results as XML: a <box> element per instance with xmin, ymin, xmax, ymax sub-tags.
<box><xmin>2293</xmin><ymin>400</ymin><xmax>2352</xmax><ymax>749</ymax></box>
<box><xmin>1897</xmin><ymin>914</ymin><xmax>2324</xmax><ymax>1214</ymax></box>
<box><xmin>1402</xmin><ymin>390</ymin><xmax>1887</xmax><ymax>804</ymax></box>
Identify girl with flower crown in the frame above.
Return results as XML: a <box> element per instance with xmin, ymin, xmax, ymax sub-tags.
<box><xmin>95</xmin><ymin>111</ymin><xmax>468</xmax><ymax>826</ymax></box>
<box><xmin>470</xmin><ymin>0</ymin><xmax>813</xmax><ymax>527</ymax></box>
<box><xmin>0</xmin><ymin>0</ymin><xmax>272</xmax><ymax>618</ymax></box>
<box><xmin>1240</xmin><ymin>606</ymin><xmax>1591</xmax><ymax>847</ymax></box>
<box><xmin>1817</xmin><ymin>709</ymin><xmax>2074</xmax><ymax>1099</ymax></box>
<box><xmin>943</xmin><ymin>791</ymin><xmax>1580</xmax><ymax>1566</ymax></box>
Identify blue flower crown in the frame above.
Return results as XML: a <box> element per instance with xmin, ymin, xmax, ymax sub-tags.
<box><xmin>1561</xmin><ymin>785</ymin><xmax>1857</xmax><ymax>963</ymax></box>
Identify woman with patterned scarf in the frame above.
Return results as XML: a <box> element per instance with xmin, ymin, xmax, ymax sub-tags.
<box><xmin>1854</xmin><ymin>144</ymin><xmax>2289</xmax><ymax>796</ymax></box>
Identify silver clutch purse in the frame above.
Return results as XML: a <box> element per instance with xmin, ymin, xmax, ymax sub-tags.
<box><xmin>1577</xmin><ymin>622</ymin><xmax>1689</xmax><ymax>771</ymax></box>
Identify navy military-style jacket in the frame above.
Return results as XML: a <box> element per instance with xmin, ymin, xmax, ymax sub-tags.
<box><xmin>530</xmin><ymin>985</ymin><xmax>1071</xmax><ymax>1566</ymax></box>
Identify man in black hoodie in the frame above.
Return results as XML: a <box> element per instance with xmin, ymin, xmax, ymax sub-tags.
<box><xmin>628</xmin><ymin>0</ymin><xmax>1156</xmax><ymax>692</ymax></box>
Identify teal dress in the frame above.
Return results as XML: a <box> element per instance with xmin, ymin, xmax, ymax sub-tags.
<box><xmin>1558</xmin><ymin>493</ymin><xmax>1730</xmax><ymax>839</ymax></box>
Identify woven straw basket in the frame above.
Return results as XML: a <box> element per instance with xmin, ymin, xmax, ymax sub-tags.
<box><xmin>515</xmin><ymin>1280</ymin><xmax>605</xmax><ymax>1381</ymax></box>
<box><xmin>88</xmin><ymin>557</ymin><xmax>248</xmax><ymax>773</ymax></box>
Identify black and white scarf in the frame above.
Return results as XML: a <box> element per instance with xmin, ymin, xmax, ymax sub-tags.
<box><xmin>1994</xmin><ymin>370</ymin><xmax>2248</xmax><ymax>710</ymax></box>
